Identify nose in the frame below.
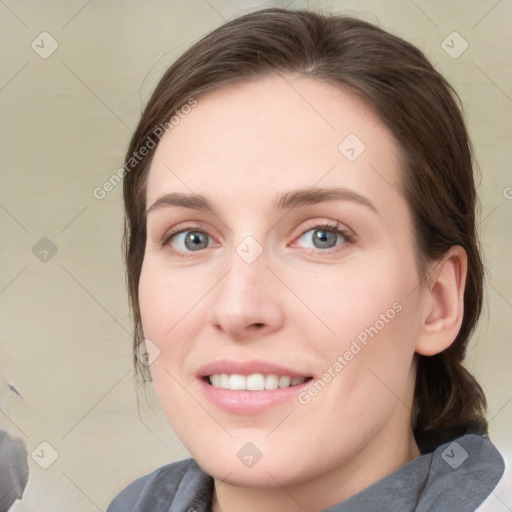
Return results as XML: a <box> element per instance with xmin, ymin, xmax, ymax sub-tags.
<box><xmin>206</xmin><ymin>240</ymin><xmax>285</xmax><ymax>341</ymax></box>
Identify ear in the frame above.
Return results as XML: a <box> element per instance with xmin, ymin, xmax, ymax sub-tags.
<box><xmin>415</xmin><ymin>245</ymin><xmax>468</xmax><ymax>356</ymax></box>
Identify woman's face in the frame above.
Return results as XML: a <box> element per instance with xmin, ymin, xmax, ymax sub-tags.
<box><xmin>139</xmin><ymin>75</ymin><xmax>429</xmax><ymax>490</ymax></box>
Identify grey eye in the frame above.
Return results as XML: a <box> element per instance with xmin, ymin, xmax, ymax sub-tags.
<box><xmin>297</xmin><ymin>227</ymin><xmax>344</xmax><ymax>250</ymax></box>
<box><xmin>178</xmin><ymin>231</ymin><xmax>209</xmax><ymax>251</ymax></box>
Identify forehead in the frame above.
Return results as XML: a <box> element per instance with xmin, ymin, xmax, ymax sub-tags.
<box><xmin>145</xmin><ymin>74</ymin><xmax>405</xmax><ymax>217</ymax></box>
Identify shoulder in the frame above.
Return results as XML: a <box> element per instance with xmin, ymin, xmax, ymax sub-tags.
<box><xmin>106</xmin><ymin>457</ymin><xmax>212</xmax><ymax>512</ymax></box>
<box><xmin>415</xmin><ymin>433</ymin><xmax>505</xmax><ymax>512</ymax></box>
<box><xmin>332</xmin><ymin>433</ymin><xmax>506</xmax><ymax>512</ymax></box>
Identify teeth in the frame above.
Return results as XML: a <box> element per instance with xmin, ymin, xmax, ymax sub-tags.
<box><xmin>278</xmin><ymin>376</ymin><xmax>291</xmax><ymax>388</ymax></box>
<box><xmin>220</xmin><ymin>373</ymin><xmax>230</xmax><ymax>389</ymax></box>
<box><xmin>265</xmin><ymin>374</ymin><xmax>279</xmax><ymax>390</ymax></box>
<box><xmin>246</xmin><ymin>373</ymin><xmax>265</xmax><ymax>390</ymax></box>
<box><xmin>208</xmin><ymin>373</ymin><xmax>307</xmax><ymax>391</ymax></box>
<box><xmin>229</xmin><ymin>374</ymin><xmax>246</xmax><ymax>390</ymax></box>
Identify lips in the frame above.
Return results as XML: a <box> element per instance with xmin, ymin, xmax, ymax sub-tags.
<box><xmin>196</xmin><ymin>359</ymin><xmax>314</xmax><ymax>413</ymax></box>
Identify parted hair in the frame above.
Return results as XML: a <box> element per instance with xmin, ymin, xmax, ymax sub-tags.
<box><xmin>122</xmin><ymin>7</ymin><xmax>488</xmax><ymax>454</ymax></box>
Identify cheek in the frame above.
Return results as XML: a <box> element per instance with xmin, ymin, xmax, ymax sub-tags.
<box><xmin>138</xmin><ymin>262</ymin><xmax>195</xmax><ymax>348</ymax></box>
<box><xmin>138</xmin><ymin>265</ymin><xmax>198</xmax><ymax>427</ymax></box>
<box><xmin>302</xmin><ymin>258</ymin><xmax>414</xmax><ymax>348</ymax></box>
<box><xmin>304</xmin><ymin>258</ymin><xmax>420</xmax><ymax>400</ymax></box>
<box><xmin>138</xmin><ymin>265</ymin><xmax>189</xmax><ymax>400</ymax></box>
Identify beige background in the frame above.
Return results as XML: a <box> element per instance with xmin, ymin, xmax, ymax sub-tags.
<box><xmin>0</xmin><ymin>0</ymin><xmax>510</xmax><ymax>510</ymax></box>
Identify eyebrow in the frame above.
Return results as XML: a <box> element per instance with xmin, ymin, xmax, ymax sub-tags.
<box><xmin>146</xmin><ymin>187</ymin><xmax>379</xmax><ymax>216</ymax></box>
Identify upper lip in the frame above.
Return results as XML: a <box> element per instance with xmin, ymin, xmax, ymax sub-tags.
<box><xmin>197</xmin><ymin>359</ymin><xmax>312</xmax><ymax>379</ymax></box>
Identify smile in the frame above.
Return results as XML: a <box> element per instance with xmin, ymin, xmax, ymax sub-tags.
<box><xmin>207</xmin><ymin>373</ymin><xmax>309</xmax><ymax>391</ymax></box>
<box><xmin>197</xmin><ymin>359</ymin><xmax>314</xmax><ymax>413</ymax></box>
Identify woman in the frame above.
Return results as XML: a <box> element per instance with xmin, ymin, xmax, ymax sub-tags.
<box><xmin>107</xmin><ymin>7</ymin><xmax>504</xmax><ymax>511</ymax></box>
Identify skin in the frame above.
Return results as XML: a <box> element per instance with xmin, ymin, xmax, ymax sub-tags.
<box><xmin>138</xmin><ymin>73</ymin><xmax>467</xmax><ymax>512</ymax></box>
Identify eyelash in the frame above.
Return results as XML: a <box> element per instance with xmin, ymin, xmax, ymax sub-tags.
<box><xmin>159</xmin><ymin>221</ymin><xmax>355</xmax><ymax>258</ymax></box>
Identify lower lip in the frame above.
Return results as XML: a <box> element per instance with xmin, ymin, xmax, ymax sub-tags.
<box><xmin>198</xmin><ymin>377</ymin><xmax>312</xmax><ymax>414</ymax></box>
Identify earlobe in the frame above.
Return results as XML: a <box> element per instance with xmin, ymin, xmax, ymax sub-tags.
<box><xmin>415</xmin><ymin>245</ymin><xmax>467</xmax><ymax>356</ymax></box>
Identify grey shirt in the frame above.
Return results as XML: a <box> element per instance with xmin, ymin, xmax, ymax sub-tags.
<box><xmin>106</xmin><ymin>434</ymin><xmax>505</xmax><ymax>511</ymax></box>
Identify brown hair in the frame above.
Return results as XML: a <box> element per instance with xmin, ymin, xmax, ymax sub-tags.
<box><xmin>122</xmin><ymin>7</ymin><xmax>487</xmax><ymax>453</ymax></box>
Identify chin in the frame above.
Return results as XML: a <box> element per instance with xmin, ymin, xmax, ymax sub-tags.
<box><xmin>198</xmin><ymin>456</ymin><xmax>305</xmax><ymax>488</ymax></box>
<box><xmin>188</xmin><ymin>438</ymin><xmax>321</xmax><ymax>489</ymax></box>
